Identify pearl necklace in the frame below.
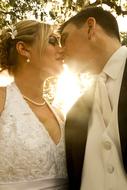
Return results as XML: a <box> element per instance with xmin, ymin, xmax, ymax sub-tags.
<box><xmin>23</xmin><ymin>95</ymin><xmax>46</xmax><ymax>106</ymax></box>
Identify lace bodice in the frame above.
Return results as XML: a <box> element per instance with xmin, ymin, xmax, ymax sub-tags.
<box><xmin>0</xmin><ymin>82</ymin><xmax>68</xmax><ymax>184</ymax></box>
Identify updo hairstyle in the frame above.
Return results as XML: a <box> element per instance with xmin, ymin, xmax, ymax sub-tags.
<box><xmin>0</xmin><ymin>20</ymin><xmax>52</xmax><ymax>74</ymax></box>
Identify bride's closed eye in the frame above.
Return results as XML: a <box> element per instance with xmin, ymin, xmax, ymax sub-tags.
<box><xmin>48</xmin><ymin>36</ymin><xmax>60</xmax><ymax>46</ymax></box>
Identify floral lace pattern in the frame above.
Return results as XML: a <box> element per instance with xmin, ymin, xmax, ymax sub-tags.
<box><xmin>0</xmin><ymin>82</ymin><xmax>67</xmax><ymax>183</ymax></box>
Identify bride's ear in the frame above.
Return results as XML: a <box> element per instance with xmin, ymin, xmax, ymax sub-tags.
<box><xmin>16</xmin><ymin>41</ymin><xmax>31</xmax><ymax>59</ymax></box>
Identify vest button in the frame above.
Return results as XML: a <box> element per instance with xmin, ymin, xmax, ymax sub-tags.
<box><xmin>103</xmin><ymin>141</ymin><xmax>111</xmax><ymax>150</ymax></box>
<box><xmin>107</xmin><ymin>165</ymin><xmax>114</xmax><ymax>173</ymax></box>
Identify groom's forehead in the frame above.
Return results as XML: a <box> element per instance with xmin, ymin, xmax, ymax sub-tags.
<box><xmin>61</xmin><ymin>23</ymin><xmax>78</xmax><ymax>36</ymax></box>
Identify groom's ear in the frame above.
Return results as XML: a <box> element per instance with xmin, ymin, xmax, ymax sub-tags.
<box><xmin>86</xmin><ymin>17</ymin><xmax>96</xmax><ymax>40</ymax></box>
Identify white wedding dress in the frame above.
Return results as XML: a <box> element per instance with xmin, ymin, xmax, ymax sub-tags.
<box><xmin>0</xmin><ymin>82</ymin><xmax>68</xmax><ymax>190</ymax></box>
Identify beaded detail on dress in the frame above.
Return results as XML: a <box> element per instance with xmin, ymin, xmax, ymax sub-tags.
<box><xmin>0</xmin><ymin>82</ymin><xmax>67</xmax><ymax>183</ymax></box>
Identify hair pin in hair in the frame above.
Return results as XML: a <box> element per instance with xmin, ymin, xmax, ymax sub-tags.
<box><xmin>8</xmin><ymin>25</ymin><xmax>18</xmax><ymax>39</ymax></box>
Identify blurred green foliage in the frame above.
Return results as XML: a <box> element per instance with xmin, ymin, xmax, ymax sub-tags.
<box><xmin>0</xmin><ymin>0</ymin><xmax>127</xmax><ymax>44</ymax></box>
<box><xmin>0</xmin><ymin>0</ymin><xmax>127</xmax><ymax>28</ymax></box>
<box><xmin>121</xmin><ymin>32</ymin><xmax>127</xmax><ymax>46</ymax></box>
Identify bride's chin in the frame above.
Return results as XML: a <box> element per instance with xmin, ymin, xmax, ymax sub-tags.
<box><xmin>43</xmin><ymin>70</ymin><xmax>61</xmax><ymax>77</ymax></box>
<box><xmin>41</xmin><ymin>64</ymin><xmax>63</xmax><ymax>76</ymax></box>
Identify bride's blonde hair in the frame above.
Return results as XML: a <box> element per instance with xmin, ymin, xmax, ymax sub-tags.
<box><xmin>0</xmin><ymin>20</ymin><xmax>52</xmax><ymax>74</ymax></box>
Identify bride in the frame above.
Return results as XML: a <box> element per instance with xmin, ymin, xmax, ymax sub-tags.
<box><xmin>0</xmin><ymin>20</ymin><xmax>68</xmax><ymax>190</ymax></box>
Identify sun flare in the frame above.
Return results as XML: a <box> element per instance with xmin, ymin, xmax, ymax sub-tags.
<box><xmin>0</xmin><ymin>66</ymin><xmax>96</xmax><ymax>116</ymax></box>
<box><xmin>52</xmin><ymin>64</ymin><xmax>96</xmax><ymax>115</ymax></box>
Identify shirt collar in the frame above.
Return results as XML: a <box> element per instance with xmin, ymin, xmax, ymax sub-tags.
<box><xmin>102</xmin><ymin>46</ymin><xmax>127</xmax><ymax>80</ymax></box>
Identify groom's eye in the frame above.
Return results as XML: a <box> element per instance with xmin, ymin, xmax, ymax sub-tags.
<box><xmin>48</xmin><ymin>36</ymin><xmax>59</xmax><ymax>46</ymax></box>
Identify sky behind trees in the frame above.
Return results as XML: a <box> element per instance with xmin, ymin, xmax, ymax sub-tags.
<box><xmin>0</xmin><ymin>0</ymin><xmax>127</xmax><ymax>29</ymax></box>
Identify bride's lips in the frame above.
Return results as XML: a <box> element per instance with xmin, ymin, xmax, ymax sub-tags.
<box><xmin>56</xmin><ymin>56</ymin><xmax>64</xmax><ymax>63</ymax></box>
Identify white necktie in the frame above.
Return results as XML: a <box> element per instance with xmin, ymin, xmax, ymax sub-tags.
<box><xmin>97</xmin><ymin>72</ymin><xmax>112</xmax><ymax>126</ymax></box>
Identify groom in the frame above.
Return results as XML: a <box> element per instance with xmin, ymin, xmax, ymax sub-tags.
<box><xmin>60</xmin><ymin>6</ymin><xmax>127</xmax><ymax>190</ymax></box>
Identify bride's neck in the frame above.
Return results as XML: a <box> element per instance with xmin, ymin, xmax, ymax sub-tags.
<box><xmin>13</xmin><ymin>62</ymin><xmax>56</xmax><ymax>100</ymax></box>
<box><xmin>14</xmin><ymin>71</ymin><xmax>46</xmax><ymax>99</ymax></box>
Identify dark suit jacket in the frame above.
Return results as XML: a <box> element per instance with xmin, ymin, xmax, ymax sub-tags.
<box><xmin>65</xmin><ymin>58</ymin><xmax>127</xmax><ymax>190</ymax></box>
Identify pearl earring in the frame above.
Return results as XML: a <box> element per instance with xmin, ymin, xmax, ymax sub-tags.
<box><xmin>26</xmin><ymin>58</ymin><xmax>30</xmax><ymax>63</ymax></box>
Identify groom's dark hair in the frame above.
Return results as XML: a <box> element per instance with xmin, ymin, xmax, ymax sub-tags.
<box><xmin>60</xmin><ymin>6</ymin><xmax>120</xmax><ymax>41</ymax></box>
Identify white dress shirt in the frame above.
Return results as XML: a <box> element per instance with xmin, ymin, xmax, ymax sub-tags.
<box><xmin>81</xmin><ymin>46</ymin><xmax>127</xmax><ymax>190</ymax></box>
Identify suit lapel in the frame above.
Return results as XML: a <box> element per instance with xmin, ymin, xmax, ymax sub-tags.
<box><xmin>65</xmin><ymin>84</ymin><xmax>95</xmax><ymax>190</ymax></box>
<box><xmin>118</xmin><ymin>58</ymin><xmax>127</xmax><ymax>173</ymax></box>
